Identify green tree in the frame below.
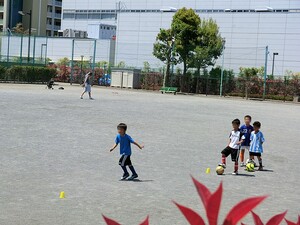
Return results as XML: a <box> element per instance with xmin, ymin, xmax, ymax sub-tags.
<box><xmin>97</xmin><ymin>61</ymin><xmax>108</xmax><ymax>68</ymax></box>
<box><xmin>117</xmin><ymin>61</ymin><xmax>126</xmax><ymax>68</ymax></box>
<box><xmin>171</xmin><ymin>8</ymin><xmax>200</xmax><ymax>79</ymax></box>
<box><xmin>12</xmin><ymin>23</ymin><xmax>25</xmax><ymax>34</ymax></box>
<box><xmin>143</xmin><ymin>61</ymin><xmax>151</xmax><ymax>73</ymax></box>
<box><xmin>57</xmin><ymin>57</ymin><xmax>70</xmax><ymax>66</ymax></box>
<box><xmin>193</xmin><ymin>18</ymin><xmax>224</xmax><ymax>93</ymax></box>
<box><xmin>153</xmin><ymin>29</ymin><xmax>176</xmax><ymax>85</ymax></box>
<box><xmin>239</xmin><ymin>67</ymin><xmax>259</xmax><ymax>99</ymax></box>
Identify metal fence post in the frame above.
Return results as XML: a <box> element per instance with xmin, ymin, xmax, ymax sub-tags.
<box><xmin>92</xmin><ymin>39</ymin><xmax>97</xmax><ymax>84</ymax></box>
<box><xmin>219</xmin><ymin>40</ymin><xmax>225</xmax><ymax>97</ymax></box>
<box><xmin>20</xmin><ymin>35</ymin><xmax>23</xmax><ymax>64</ymax></box>
<box><xmin>7</xmin><ymin>33</ymin><xmax>10</xmax><ymax>65</ymax></box>
<box><xmin>70</xmin><ymin>39</ymin><xmax>75</xmax><ymax>85</ymax></box>
<box><xmin>263</xmin><ymin>45</ymin><xmax>268</xmax><ymax>100</ymax></box>
<box><xmin>45</xmin><ymin>37</ymin><xmax>48</xmax><ymax>65</ymax></box>
<box><xmin>32</xmin><ymin>36</ymin><xmax>36</xmax><ymax>65</ymax></box>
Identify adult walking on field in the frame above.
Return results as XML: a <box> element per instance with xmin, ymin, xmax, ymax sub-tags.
<box><xmin>80</xmin><ymin>72</ymin><xmax>94</xmax><ymax>100</ymax></box>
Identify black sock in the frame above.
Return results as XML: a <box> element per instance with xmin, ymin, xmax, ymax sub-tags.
<box><xmin>259</xmin><ymin>159</ymin><xmax>263</xmax><ymax>167</ymax></box>
<box><xmin>129</xmin><ymin>165</ymin><xmax>137</xmax><ymax>175</ymax></box>
<box><xmin>121</xmin><ymin>166</ymin><xmax>129</xmax><ymax>175</ymax></box>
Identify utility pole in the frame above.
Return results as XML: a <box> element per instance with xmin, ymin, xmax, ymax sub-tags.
<box><xmin>263</xmin><ymin>45</ymin><xmax>269</xmax><ymax>100</ymax></box>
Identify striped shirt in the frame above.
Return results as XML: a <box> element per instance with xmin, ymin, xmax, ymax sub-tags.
<box><xmin>250</xmin><ymin>131</ymin><xmax>265</xmax><ymax>153</ymax></box>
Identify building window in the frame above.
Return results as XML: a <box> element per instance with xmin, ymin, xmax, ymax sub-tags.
<box><xmin>63</xmin><ymin>13</ymin><xmax>75</xmax><ymax>19</ymax></box>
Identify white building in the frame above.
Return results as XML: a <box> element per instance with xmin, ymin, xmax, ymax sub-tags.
<box><xmin>62</xmin><ymin>0</ymin><xmax>300</xmax><ymax>74</ymax></box>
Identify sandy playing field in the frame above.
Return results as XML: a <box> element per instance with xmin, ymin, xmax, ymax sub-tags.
<box><xmin>0</xmin><ymin>83</ymin><xmax>299</xmax><ymax>225</ymax></box>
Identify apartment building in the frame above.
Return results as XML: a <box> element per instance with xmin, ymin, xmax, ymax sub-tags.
<box><xmin>46</xmin><ymin>0</ymin><xmax>62</xmax><ymax>36</ymax></box>
<box><xmin>0</xmin><ymin>0</ymin><xmax>61</xmax><ymax>36</ymax></box>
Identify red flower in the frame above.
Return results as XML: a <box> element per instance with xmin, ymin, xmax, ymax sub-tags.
<box><xmin>174</xmin><ymin>176</ymin><xmax>267</xmax><ymax>225</ymax></box>
<box><xmin>102</xmin><ymin>215</ymin><xmax>149</xmax><ymax>225</ymax></box>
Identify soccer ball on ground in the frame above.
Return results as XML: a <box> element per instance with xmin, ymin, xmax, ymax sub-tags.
<box><xmin>216</xmin><ymin>166</ymin><xmax>225</xmax><ymax>175</ymax></box>
<box><xmin>246</xmin><ymin>162</ymin><xmax>255</xmax><ymax>172</ymax></box>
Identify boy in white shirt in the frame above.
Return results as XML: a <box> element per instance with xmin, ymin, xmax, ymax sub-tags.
<box><xmin>219</xmin><ymin>119</ymin><xmax>244</xmax><ymax>175</ymax></box>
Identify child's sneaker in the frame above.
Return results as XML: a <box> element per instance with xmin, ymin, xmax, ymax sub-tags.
<box><xmin>128</xmin><ymin>174</ymin><xmax>138</xmax><ymax>180</ymax></box>
<box><xmin>240</xmin><ymin>162</ymin><xmax>245</xmax><ymax>167</ymax></box>
<box><xmin>218</xmin><ymin>163</ymin><xmax>226</xmax><ymax>169</ymax></box>
<box><xmin>258</xmin><ymin>166</ymin><xmax>263</xmax><ymax>171</ymax></box>
<box><xmin>232</xmin><ymin>171</ymin><xmax>239</xmax><ymax>175</ymax></box>
<box><xmin>121</xmin><ymin>173</ymin><xmax>129</xmax><ymax>180</ymax></box>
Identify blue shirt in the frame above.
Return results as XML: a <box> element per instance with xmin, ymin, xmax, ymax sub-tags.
<box><xmin>240</xmin><ymin>124</ymin><xmax>254</xmax><ymax>146</ymax></box>
<box><xmin>250</xmin><ymin>131</ymin><xmax>265</xmax><ymax>153</ymax></box>
<box><xmin>115</xmin><ymin>134</ymin><xmax>135</xmax><ymax>155</ymax></box>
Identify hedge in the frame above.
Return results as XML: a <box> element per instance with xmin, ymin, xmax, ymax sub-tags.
<box><xmin>0</xmin><ymin>66</ymin><xmax>56</xmax><ymax>83</ymax></box>
<box><xmin>228</xmin><ymin>92</ymin><xmax>294</xmax><ymax>101</ymax></box>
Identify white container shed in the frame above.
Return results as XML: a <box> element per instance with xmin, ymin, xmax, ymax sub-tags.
<box><xmin>111</xmin><ymin>68</ymin><xmax>141</xmax><ymax>89</ymax></box>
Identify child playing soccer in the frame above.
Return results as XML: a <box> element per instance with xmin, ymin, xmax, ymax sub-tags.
<box><xmin>219</xmin><ymin>119</ymin><xmax>245</xmax><ymax>175</ymax></box>
<box><xmin>239</xmin><ymin>115</ymin><xmax>254</xmax><ymax>167</ymax></box>
<box><xmin>109</xmin><ymin>123</ymin><xmax>144</xmax><ymax>180</ymax></box>
<box><xmin>249</xmin><ymin>121</ymin><xmax>265</xmax><ymax>171</ymax></box>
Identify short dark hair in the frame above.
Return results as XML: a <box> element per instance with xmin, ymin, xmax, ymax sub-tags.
<box><xmin>253</xmin><ymin>121</ymin><xmax>261</xmax><ymax>128</ymax></box>
<box><xmin>232</xmin><ymin>119</ymin><xmax>241</xmax><ymax>126</ymax></box>
<box><xmin>117</xmin><ymin>123</ymin><xmax>127</xmax><ymax>131</ymax></box>
<box><xmin>244</xmin><ymin>115</ymin><xmax>252</xmax><ymax>120</ymax></box>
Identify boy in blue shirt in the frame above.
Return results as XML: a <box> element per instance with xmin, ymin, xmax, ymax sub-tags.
<box><xmin>110</xmin><ymin>123</ymin><xmax>144</xmax><ymax>180</ymax></box>
<box><xmin>249</xmin><ymin>121</ymin><xmax>265</xmax><ymax>171</ymax></box>
<box><xmin>240</xmin><ymin>115</ymin><xmax>254</xmax><ymax>167</ymax></box>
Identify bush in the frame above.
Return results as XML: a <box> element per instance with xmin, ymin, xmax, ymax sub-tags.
<box><xmin>0</xmin><ymin>66</ymin><xmax>7</xmax><ymax>80</ymax></box>
<box><xmin>228</xmin><ymin>93</ymin><xmax>293</xmax><ymax>101</ymax></box>
<box><xmin>5</xmin><ymin>66</ymin><xmax>56</xmax><ymax>82</ymax></box>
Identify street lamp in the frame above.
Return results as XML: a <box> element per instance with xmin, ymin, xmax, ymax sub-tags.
<box><xmin>18</xmin><ymin>10</ymin><xmax>32</xmax><ymax>63</ymax></box>
<box><xmin>271</xmin><ymin>52</ymin><xmax>279</xmax><ymax>76</ymax></box>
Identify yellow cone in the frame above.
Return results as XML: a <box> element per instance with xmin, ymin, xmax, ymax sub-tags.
<box><xmin>206</xmin><ymin>168</ymin><xmax>211</xmax><ymax>174</ymax></box>
<box><xmin>59</xmin><ymin>191</ymin><xmax>65</xmax><ymax>199</ymax></box>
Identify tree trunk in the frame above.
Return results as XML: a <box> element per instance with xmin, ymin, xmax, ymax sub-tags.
<box><xmin>166</xmin><ymin>61</ymin><xmax>170</xmax><ymax>87</ymax></box>
<box><xmin>180</xmin><ymin>61</ymin><xmax>187</xmax><ymax>92</ymax></box>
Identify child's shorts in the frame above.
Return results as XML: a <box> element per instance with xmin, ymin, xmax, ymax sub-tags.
<box><xmin>84</xmin><ymin>84</ymin><xmax>91</xmax><ymax>92</ymax></box>
<box><xmin>221</xmin><ymin>146</ymin><xmax>239</xmax><ymax>162</ymax></box>
<box><xmin>240</xmin><ymin>146</ymin><xmax>250</xmax><ymax>151</ymax></box>
<box><xmin>249</xmin><ymin>152</ymin><xmax>262</xmax><ymax>157</ymax></box>
<box><xmin>119</xmin><ymin>155</ymin><xmax>132</xmax><ymax>166</ymax></box>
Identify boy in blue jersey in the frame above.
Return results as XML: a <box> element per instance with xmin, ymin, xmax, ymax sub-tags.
<box><xmin>110</xmin><ymin>123</ymin><xmax>144</xmax><ymax>180</ymax></box>
<box><xmin>249</xmin><ymin>121</ymin><xmax>265</xmax><ymax>171</ymax></box>
<box><xmin>240</xmin><ymin>115</ymin><xmax>254</xmax><ymax>167</ymax></box>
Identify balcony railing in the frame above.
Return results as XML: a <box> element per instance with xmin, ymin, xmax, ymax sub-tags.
<box><xmin>54</xmin><ymin>0</ymin><xmax>62</xmax><ymax>7</ymax></box>
<box><xmin>46</xmin><ymin>24</ymin><xmax>52</xmax><ymax>30</ymax></box>
<box><xmin>48</xmin><ymin>0</ymin><xmax>62</xmax><ymax>7</ymax></box>
<box><xmin>53</xmin><ymin>25</ymin><xmax>61</xmax><ymax>30</ymax></box>
<box><xmin>55</xmin><ymin>13</ymin><xmax>61</xmax><ymax>19</ymax></box>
